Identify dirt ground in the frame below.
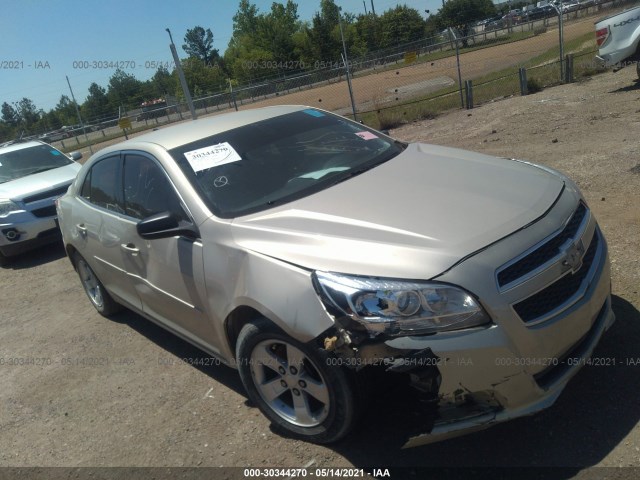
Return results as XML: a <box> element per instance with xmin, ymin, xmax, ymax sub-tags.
<box><xmin>1</xmin><ymin>63</ymin><xmax>639</xmax><ymax>478</ymax></box>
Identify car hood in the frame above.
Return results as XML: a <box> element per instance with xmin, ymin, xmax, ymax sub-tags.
<box><xmin>0</xmin><ymin>163</ymin><xmax>81</xmax><ymax>201</ymax></box>
<box><xmin>230</xmin><ymin>143</ymin><xmax>564</xmax><ymax>279</ymax></box>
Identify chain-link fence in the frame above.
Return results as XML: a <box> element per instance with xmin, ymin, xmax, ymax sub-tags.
<box><xmin>347</xmin><ymin>0</ymin><xmax>636</xmax><ymax>127</ymax></box>
<box><xmin>27</xmin><ymin>0</ymin><xmax>639</xmax><ymax>153</ymax></box>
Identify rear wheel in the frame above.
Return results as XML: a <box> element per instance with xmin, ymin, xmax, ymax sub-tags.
<box><xmin>236</xmin><ymin>318</ymin><xmax>359</xmax><ymax>443</ymax></box>
<box><xmin>73</xmin><ymin>252</ymin><xmax>121</xmax><ymax>317</ymax></box>
<box><xmin>636</xmin><ymin>61</ymin><xmax>640</xmax><ymax>80</ymax></box>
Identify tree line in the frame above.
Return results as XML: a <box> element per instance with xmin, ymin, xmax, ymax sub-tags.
<box><xmin>1</xmin><ymin>0</ymin><xmax>497</xmax><ymax>141</ymax></box>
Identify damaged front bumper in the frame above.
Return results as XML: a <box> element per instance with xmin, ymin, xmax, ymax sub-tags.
<box><xmin>401</xmin><ymin>295</ymin><xmax>614</xmax><ymax>447</ymax></box>
<box><xmin>329</xmin><ymin>294</ymin><xmax>614</xmax><ymax>448</ymax></box>
<box><xmin>324</xmin><ymin>199</ymin><xmax>614</xmax><ymax>447</ymax></box>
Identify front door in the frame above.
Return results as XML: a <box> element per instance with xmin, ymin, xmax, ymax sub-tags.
<box><xmin>119</xmin><ymin>153</ymin><xmax>215</xmax><ymax>348</ymax></box>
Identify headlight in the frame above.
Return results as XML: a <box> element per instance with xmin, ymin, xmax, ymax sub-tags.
<box><xmin>313</xmin><ymin>271</ymin><xmax>491</xmax><ymax>336</ymax></box>
<box><xmin>0</xmin><ymin>199</ymin><xmax>21</xmax><ymax>217</ymax></box>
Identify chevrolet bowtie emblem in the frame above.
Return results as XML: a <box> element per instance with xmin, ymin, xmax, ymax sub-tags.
<box><xmin>561</xmin><ymin>239</ymin><xmax>585</xmax><ymax>274</ymax></box>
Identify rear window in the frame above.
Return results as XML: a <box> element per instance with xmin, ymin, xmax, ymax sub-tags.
<box><xmin>169</xmin><ymin>109</ymin><xmax>405</xmax><ymax>218</ymax></box>
<box><xmin>0</xmin><ymin>144</ymin><xmax>73</xmax><ymax>184</ymax></box>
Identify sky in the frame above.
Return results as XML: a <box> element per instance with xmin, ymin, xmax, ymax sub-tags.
<box><xmin>0</xmin><ymin>0</ymin><xmax>455</xmax><ymax>113</ymax></box>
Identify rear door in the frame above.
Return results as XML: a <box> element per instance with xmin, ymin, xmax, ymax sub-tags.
<box><xmin>119</xmin><ymin>152</ymin><xmax>213</xmax><ymax>346</ymax></box>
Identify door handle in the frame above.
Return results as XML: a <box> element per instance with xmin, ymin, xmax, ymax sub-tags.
<box><xmin>120</xmin><ymin>243</ymin><xmax>140</xmax><ymax>256</ymax></box>
<box><xmin>76</xmin><ymin>224</ymin><xmax>87</xmax><ymax>236</ymax></box>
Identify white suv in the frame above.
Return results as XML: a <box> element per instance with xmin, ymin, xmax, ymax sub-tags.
<box><xmin>0</xmin><ymin>140</ymin><xmax>82</xmax><ymax>265</ymax></box>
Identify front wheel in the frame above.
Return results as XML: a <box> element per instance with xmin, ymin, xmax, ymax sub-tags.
<box><xmin>236</xmin><ymin>319</ymin><xmax>359</xmax><ymax>443</ymax></box>
<box><xmin>73</xmin><ymin>252</ymin><xmax>121</xmax><ymax>317</ymax></box>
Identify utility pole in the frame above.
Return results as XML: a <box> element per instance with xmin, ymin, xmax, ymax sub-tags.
<box><xmin>65</xmin><ymin>75</ymin><xmax>93</xmax><ymax>154</ymax></box>
<box><xmin>558</xmin><ymin>2</ymin><xmax>565</xmax><ymax>81</ymax></box>
<box><xmin>448</xmin><ymin>28</ymin><xmax>464</xmax><ymax>109</ymax></box>
<box><xmin>338</xmin><ymin>9</ymin><xmax>358</xmax><ymax>121</ymax></box>
<box><xmin>370</xmin><ymin>0</ymin><xmax>376</xmax><ymax>16</ymax></box>
<box><xmin>166</xmin><ymin>28</ymin><xmax>197</xmax><ymax>120</ymax></box>
<box><xmin>363</xmin><ymin>0</ymin><xmax>368</xmax><ymax>14</ymax></box>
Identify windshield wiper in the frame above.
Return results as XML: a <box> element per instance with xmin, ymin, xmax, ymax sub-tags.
<box><xmin>329</xmin><ymin>165</ymin><xmax>375</xmax><ymax>188</ymax></box>
<box><xmin>328</xmin><ymin>154</ymin><xmax>397</xmax><ymax>188</ymax></box>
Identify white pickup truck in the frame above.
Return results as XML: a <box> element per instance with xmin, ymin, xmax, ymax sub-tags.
<box><xmin>595</xmin><ymin>4</ymin><xmax>640</xmax><ymax>79</ymax></box>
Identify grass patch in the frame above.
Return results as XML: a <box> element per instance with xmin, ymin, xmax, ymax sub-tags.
<box><xmin>375</xmin><ymin>110</ymin><xmax>407</xmax><ymax>130</ymax></box>
<box><xmin>358</xmin><ymin>93</ymin><xmax>458</xmax><ymax>129</ymax></box>
<box><xmin>527</xmin><ymin>77</ymin><xmax>543</xmax><ymax>93</ymax></box>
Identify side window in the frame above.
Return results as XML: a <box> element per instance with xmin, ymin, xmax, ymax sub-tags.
<box><xmin>83</xmin><ymin>156</ymin><xmax>124</xmax><ymax>213</ymax></box>
<box><xmin>123</xmin><ymin>154</ymin><xmax>187</xmax><ymax>221</ymax></box>
<box><xmin>80</xmin><ymin>169</ymin><xmax>91</xmax><ymax>201</ymax></box>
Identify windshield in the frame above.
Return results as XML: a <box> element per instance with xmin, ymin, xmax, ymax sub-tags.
<box><xmin>0</xmin><ymin>144</ymin><xmax>73</xmax><ymax>184</ymax></box>
<box><xmin>169</xmin><ymin>109</ymin><xmax>406</xmax><ymax>218</ymax></box>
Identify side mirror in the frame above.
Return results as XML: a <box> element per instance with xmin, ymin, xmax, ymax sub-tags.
<box><xmin>137</xmin><ymin>211</ymin><xmax>200</xmax><ymax>240</ymax></box>
<box><xmin>69</xmin><ymin>151</ymin><xmax>83</xmax><ymax>161</ymax></box>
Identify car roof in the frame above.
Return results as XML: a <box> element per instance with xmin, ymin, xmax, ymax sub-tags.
<box><xmin>112</xmin><ymin>105</ymin><xmax>310</xmax><ymax>152</ymax></box>
<box><xmin>0</xmin><ymin>140</ymin><xmax>45</xmax><ymax>154</ymax></box>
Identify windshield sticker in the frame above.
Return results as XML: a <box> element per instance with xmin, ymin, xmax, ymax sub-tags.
<box><xmin>355</xmin><ymin>131</ymin><xmax>378</xmax><ymax>140</ymax></box>
<box><xmin>184</xmin><ymin>142</ymin><xmax>242</xmax><ymax>172</ymax></box>
<box><xmin>303</xmin><ymin>109</ymin><xmax>324</xmax><ymax>117</ymax></box>
<box><xmin>50</xmin><ymin>149</ymin><xmax>61</xmax><ymax>155</ymax></box>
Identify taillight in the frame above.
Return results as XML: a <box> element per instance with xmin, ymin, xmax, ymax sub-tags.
<box><xmin>596</xmin><ymin>27</ymin><xmax>609</xmax><ymax>47</ymax></box>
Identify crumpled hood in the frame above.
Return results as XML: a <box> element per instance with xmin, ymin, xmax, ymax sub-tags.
<box><xmin>0</xmin><ymin>163</ymin><xmax>81</xmax><ymax>201</ymax></box>
<box><xmin>230</xmin><ymin>143</ymin><xmax>564</xmax><ymax>279</ymax></box>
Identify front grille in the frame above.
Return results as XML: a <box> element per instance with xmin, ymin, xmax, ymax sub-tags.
<box><xmin>23</xmin><ymin>184</ymin><xmax>70</xmax><ymax>204</ymax></box>
<box><xmin>513</xmin><ymin>231</ymin><xmax>599</xmax><ymax>323</ymax></box>
<box><xmin>31</xmin><ymin>205</ymin><xmax>57</xmax><ymax>218</ymax></box>
<box><xmin>498</xmin><ymin>203</ymin><xmax>588</xmax><ymax>287</ymax></box>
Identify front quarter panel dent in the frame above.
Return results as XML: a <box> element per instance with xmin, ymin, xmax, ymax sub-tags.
<box><xmin>225</xmin><ymin>249</ymin><xmax>335</xmax><ymax>343</ymax></box>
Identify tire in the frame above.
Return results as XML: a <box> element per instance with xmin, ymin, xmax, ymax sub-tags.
<box><xmin>73</xmin><ymin>252</ymin><xmax>121</xmax><ymax>317</ymax></box>
<box><xmin>637</xmin><ymin>61</ymin><xmax>640</xmax><ymax>81</ymax></box>
<box><xmin>0</xmin><ymin>251</ymin><xmax>8</xmax><ymax>267</ymax></box>
<box><xmin>236</xmin><ymin>318</ymin><xmax>359</xmax><ymax>444</ymax></box>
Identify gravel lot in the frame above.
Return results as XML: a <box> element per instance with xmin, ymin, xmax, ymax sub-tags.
<box><xmin>1</xmin><ymin>65</ymin><xmax>639</xmax><ymax>479</ymax></box>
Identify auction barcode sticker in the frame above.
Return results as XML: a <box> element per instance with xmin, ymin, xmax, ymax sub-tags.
<box><xmin>184</xmin><ymin>142</ymin><xmax>242</xmax><ymax>172</ymax></box>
